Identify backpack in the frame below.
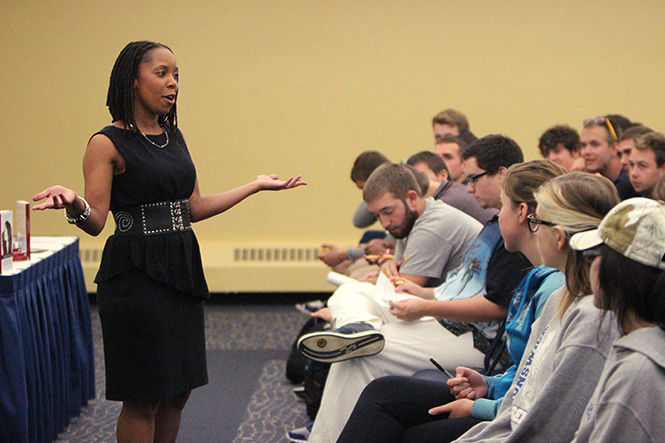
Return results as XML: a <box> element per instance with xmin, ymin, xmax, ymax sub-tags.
<box><xmin>286</xmin><ymin>316</ymin><xmax>329</xmax><ymax>384</ymax></box>
<box><xmin>285</xmin><ymin>316</ymin><xmax>332</xmax><ymax>419</ymax></box>
<box><xmin>302</xmin><ymin>356</ymin><xmax>331</xmax><ymax>419</ymax></box>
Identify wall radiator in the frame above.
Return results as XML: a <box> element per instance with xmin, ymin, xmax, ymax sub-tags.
<box><xmin>79</xmin><ymin>241</ymin><xmax>333</xmax><ymax>293</ymax></box>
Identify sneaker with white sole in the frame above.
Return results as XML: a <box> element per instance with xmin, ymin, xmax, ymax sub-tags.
<box><xmin>297</xmin><ymin>322</ymin><xmax>384</xmax><ymax>363</ymax></box>
<box><xmin>287</xmin><ymin>421</ymin><xmax>314</xmax><ymax>442</ymax></box>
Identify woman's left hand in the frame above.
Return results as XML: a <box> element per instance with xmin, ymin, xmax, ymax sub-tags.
<box><xmin>428</xmin><ymin>398</ymin><xmax>474</xmax><ymax>418</ymax></box>
<box><xmin>255</xmin><ymin>174</ymin><xmax>307</xmax><ymax>191</ymax></box>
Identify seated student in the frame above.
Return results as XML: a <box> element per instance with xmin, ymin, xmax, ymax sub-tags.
<box><xmin>570</xmin><ymin>198</ymin><xmax>665</xmax><ymax>442</ymax></box>
<box><xmin>350</xmin><ymin>151</ymin><xmax>391</xmax><ymax>228</ymax></box>
<box><xmin>432</xmin><ymin>109</ymin><xmax>477</xmax><ymax>144</ymax></box>
<box><xmin>406</xmin><ymin>151</ymin><xmax>497</xmax><ymax>224</ymax></box>
<box><xmin>318</xmin><ymin>151</ymin><xmax>391</xmax><ymax>273</ymax></box>
<box><xmin>581</xmin><ymin>116</ymin><xmax>638</xmax><ymax>200</ymax></box>
<box><xmin>434</xmin><ymin>135</ymin><xmax>470</xmax><ymax>184</ymax></box>
<box><xmin>604</xmin><ymin>113</ymin><xmax>634</xmax><ymax>133</ymax></box>
<box><xmin>340</xmin><ymin>171</ymin><xmax>620</xmax><ymax>443</ymax></box>
<box><xmin>321</xmin><ymin>164</ymin><xmax>450</xmax><ymax>282</ymax></box>
<box><xmin>618</xmin><ymin>124</ymin><xmax>653</xmax><ymax>174</ymax></box>
<box><xmin>295</xmin><ymin>147</ymin><xmax>564</xmax><ymax>442</ymax></box>
<box><xmin>404</xmin><ymin>163</ymin><xmax>440</xmax><ymax>200</ymax></box>
<box><xmin>449</xmin><ymin>172</ymin><xmax>620</xmax><ymax>442</ymax></box>
<box><xmin>537</xmin><ymin>124</ymin><xmax>585</xmax><ymax>171</ymax></box>
<box><xmin>629</xmin><ymin>131</ymin><xmax>665</xmax><ymax>198</ymax></box>
<box><xmin>303</xmin><ymin>161</ymin><xmax>483</xmax><ymax>346</ymax></box>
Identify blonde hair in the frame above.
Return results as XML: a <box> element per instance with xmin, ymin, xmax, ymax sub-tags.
<box><xmin>432</xmin><ymin>109</ymin><xmax>469</xmax><ymax>133</ymax></box>
<box><xmin>534</xmin><ymin>172</ymin><xmax>620</xmax><ymax>316</ymax></box>
<box><xmin>653</xmin><ymin>172</ymin><xmax>665</xmax><ymax>201</ymax></box>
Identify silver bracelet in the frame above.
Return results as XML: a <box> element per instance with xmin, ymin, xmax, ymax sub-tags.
<box><xmin>64</xmin><ymin>197</ymin><xmax>91</xmax><ymax>224</ymax></box>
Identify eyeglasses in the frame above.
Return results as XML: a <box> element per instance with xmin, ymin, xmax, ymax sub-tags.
<box><xmin>462</xmin><ymin>171</ymin><xmax>488</xmax><ymax>186</ymax></box>
<box><xmin>583</xmin><ymin>117</ymin><xmax>618</xmax><ymax>141</ymax></box>
<box><xmin>526</xmin><ymin>213</ymin><xmax>557</xmax><ymax>233</ymax></box>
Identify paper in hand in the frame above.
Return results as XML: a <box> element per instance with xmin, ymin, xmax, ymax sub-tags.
<box><xmin>374</xmin><ymin>271</ymin><xmax>417</xmax><ymax>307</ymax></box>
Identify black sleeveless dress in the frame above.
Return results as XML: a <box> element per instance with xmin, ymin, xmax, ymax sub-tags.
<box><xmin>95</xmin><ymin>125</ymin><xmax>209</xmax><ymax>401</ymax></box>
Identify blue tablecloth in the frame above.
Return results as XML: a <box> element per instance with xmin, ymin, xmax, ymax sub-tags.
<box><xmin>0</xmin><ymin>237</ymin><xmax>95</xmax><ymax>443</ymax></box>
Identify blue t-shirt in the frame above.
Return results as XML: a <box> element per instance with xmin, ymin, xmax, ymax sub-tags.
<box><xmin>435</xmin><ymin>217</ymin><xmax>531</xmax><ymax>338</ymax></box>
<box><xmin>433</xmin><ymin>218</ymin><xmax>502</xmax><ymax>301</ymax></box>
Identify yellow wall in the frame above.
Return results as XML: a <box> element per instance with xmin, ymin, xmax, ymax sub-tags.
<box><xmin>2</xmin><ymin>0</ymin><xmax>665</xmax><ymax>253</ymax></box>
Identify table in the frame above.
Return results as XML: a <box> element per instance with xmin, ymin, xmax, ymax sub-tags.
<box><xmin>0</xmin><ymin>237</ymin><xmax>95</xmax><ymax>443</ymax></box>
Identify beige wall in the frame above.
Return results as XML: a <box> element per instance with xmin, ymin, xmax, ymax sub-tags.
<box><xmin>2</xmin><ymin>1</ymin><xmax>665</xmax><ymax>289</ymax></box>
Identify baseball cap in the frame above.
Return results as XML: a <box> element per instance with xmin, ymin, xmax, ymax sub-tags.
<box><xmin>569</xmin><ymin>197</ymin><xmax>665</xmax><ymax>270</ymax></box>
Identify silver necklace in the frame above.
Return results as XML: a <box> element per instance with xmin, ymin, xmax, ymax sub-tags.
<box><xmin>140</xmin><ymin>128</ymin><xmax>169</xmax><ymax>149</ymax></box>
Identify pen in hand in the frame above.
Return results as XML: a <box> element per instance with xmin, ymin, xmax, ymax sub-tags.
<box><xmin>429</xmin><ymin>358</ymin><xmax>455</xmax><ymax>378</ymax></box>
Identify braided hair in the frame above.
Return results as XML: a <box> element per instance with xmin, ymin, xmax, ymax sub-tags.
<box><xmin>106</xmin><ymin>41</ymin><xmax>178</xmax><ymax>134</ymax></box>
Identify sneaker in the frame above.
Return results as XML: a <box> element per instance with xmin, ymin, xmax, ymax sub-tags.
<box><xmin>287</xmin><ymin>421</ymin><xmax>314</xmax><ymax>442</ymax></box>
<box><xmin>297</xmin><ymin>322</ymin><xmax>384</xmax><ymax>363</ymax></box>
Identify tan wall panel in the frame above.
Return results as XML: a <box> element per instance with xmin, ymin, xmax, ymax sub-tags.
<box><xmin>2</xmin><ymin>1</ymin><xmax>665</xmax><ymax>290</ymax></box>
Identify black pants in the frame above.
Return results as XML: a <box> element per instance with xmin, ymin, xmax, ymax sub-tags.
<box><xmin>337</xmin><ymin>375</ymin><xmax>483</xmax><ymax>443</ymax></box>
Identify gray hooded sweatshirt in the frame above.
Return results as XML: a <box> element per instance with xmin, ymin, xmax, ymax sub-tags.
<box><xmin>455</xmin><ymin>290</ymin><xmax>618</xmax><ymax>442</ymax></box>
<box><xmin>573</xmin><ymin>326</ymin><xmax>665</xmax><ymax>442</ymax></box>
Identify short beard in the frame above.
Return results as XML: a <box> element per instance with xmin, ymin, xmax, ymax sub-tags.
<box><xmin>389</xmin><ymin>204</ymin><xmax>419</xmax><ymax>239</ymax></box>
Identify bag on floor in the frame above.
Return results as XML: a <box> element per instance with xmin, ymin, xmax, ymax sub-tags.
<box><xmin>303</xmin><ymin>357</ymin><xmax>331</xmax><ymax>420</ymax></box>
<box><xmin>286</xmin><ymin>316</ymin><xmax>329</xmax><ymax>384</ymax></box>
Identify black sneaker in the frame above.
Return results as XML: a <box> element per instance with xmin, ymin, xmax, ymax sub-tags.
<box><xmin>297</xmin><ymin>322</ymin><xmax>384</xmax><ymax>363</ymax></box>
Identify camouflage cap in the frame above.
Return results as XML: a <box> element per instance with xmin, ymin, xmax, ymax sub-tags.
<box><xmin>569</xmin><ymin>197</ymin><xmax>665</xmax><ymax>270</ymax></box>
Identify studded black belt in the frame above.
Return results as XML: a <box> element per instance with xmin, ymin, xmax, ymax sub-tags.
<box><xmin>113</xmin><ymin>199</ymin><xmax>192</xmax><ymax>235</ymax></box>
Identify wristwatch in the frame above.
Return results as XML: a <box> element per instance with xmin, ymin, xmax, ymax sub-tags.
<box><xmin>64</xmin><ymin>197</ymin><xmax>91</xmax><ymax>224</ymax></box>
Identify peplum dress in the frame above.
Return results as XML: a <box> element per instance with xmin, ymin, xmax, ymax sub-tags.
<box><xmin>94</xmin><ymin>125</ymin><xmax>209</xmax><ymax>401</ymax></box>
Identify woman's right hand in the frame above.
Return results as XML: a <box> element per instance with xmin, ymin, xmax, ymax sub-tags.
<box><xmin>447</xmin><ymin>367</ymin><xmax>489</xmax><ymax>400</ymax></box>
<box><xmin>32</xmin><ymin>185</ymin><xmax>78</xmax><ymax>211</ymax></box>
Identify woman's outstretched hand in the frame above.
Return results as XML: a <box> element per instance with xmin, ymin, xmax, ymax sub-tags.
<box><xmin>255</xmin><ymin>174</ymin><xmax>307</xmax><ymax>191</ymax></box>
<box><xmin>32</xmin><ymin>185</ymin><xmax>77</xmax><ymax>210</ymax></box>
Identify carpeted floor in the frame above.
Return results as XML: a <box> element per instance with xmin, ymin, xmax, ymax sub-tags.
<box><xmin>55</xmin><ymin>296</ymin><xmax>326</xmax><ymax>442</ymax></box>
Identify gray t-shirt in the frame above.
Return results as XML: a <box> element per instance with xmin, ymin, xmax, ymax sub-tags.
<box><xmin>573</xmin><ymin>326</ymin><xmax>665</xmax><ymax>443</ymax></box>
<box><xmin>396</xmin><ymin>198</ymin><xmax>481</xmax><ymax>287</ymax></box>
